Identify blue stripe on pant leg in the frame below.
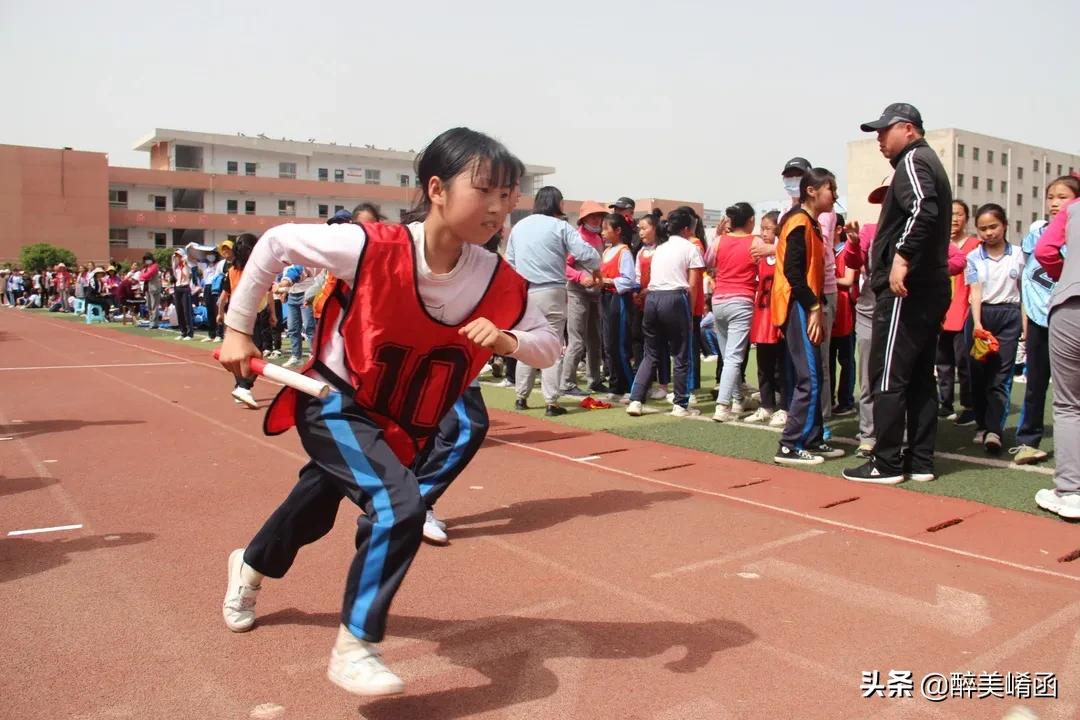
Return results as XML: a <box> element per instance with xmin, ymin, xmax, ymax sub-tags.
<box><xmin>617</xmin><ymin>295</ymin><xmax>633</xmax><ymax>390</ymax></box>
<box><xmin>680</xmin><ymin>296</ymin><xmax>696</xmax><ymax>390</ymax></box>
<box><xmin>418</xmin><ymin>398</ymin><xmax>470</xmax><ymax>498</ymax></box>
<box><xmin>796</xmin><ymin>305</ymin><xmax>820</xmax><ymax>449</ymax></box>
<box><xmin>320</xmin><ymin>393</ymin><xmax>397</xmax><ymax>636</ymax></box>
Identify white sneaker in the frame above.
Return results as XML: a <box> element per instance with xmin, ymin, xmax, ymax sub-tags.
<box><xmin>906</xmin><ymin>472</ymin><xmax>936</xmax><ymax>483</ymax></box>
<box><xmin>282</xmin><ymin>357</ymin><xmax>301</xmax><ymax>368</ymax></box>
<box><xmin>731</xmin><ymin>400</ymin><xmax>745</xmax><ymax>415</ymax></box>
<box><xmin>744</xmin><ymin>407</ymin><xmax>772</xmax><ymax>424</ymax></box>
<box><xmin>497</xmin><ymin>379</ymin><xmax>513</xmax><ymax>388</ymax></box>
<box><xmin>768</xmin><ymin>410</ymin><xmax>788</xmax><ymax>428</ymax></box>
<box><xmin>327</xmin><ymin>640</ymin><xmax>405</xmax><ymax>696</ymax></box>
<box><xmin>620</xmin><ymin>393</ymin><xmax>632</xmax><ymax>405</ymax></box>
<box><xmin>648</xmin><ymin>386</ymin><xmax>668</xmax><ymax>401</ymax></box>
<box><xmin>671</xmin><ymin>405</ymin><xmax>700</xmax><ymax>418</ymax></box>
<box><xmin>712</xmin><ymin>406</ymin><xmax>736</xmax><ymax>423</ymax></box>
<box><xmin>231</xmin><ymin>387</ymin><xmax>257</xmax><ymax>409</ymax></box>
<box><xmin>1035</xmin><ymin>488</ymin><xmax>1080</xmax><ymax>519</ymax></box>
<box><xmin>703</xmin><ymin>355</ymin><xmax>718</xmax><ymax>363</ymax></box>
<box><xmin>422</xmin><ymin>510</ymin><xmax>448</xmax><ymax>545</ymax></box>
<box><xmin>626</xmin><ymin>401</ymin><xmax>644</xmax><ymax>417</ymax></box>
<box><xmin>222</xmin><ymin>549</ymin><xmax>260</xmax><ymax>632</ymax></box>
<box><xmin>201</xmin><ymin>336</ymin><xmax>214</xmax><ymax>342</ymax></box>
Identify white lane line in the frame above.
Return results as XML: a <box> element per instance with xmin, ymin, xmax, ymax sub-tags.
<box><xmin>486</xmin><ymin>437</ymin><xmax>1080</xmax><ymax>585</ymax></box>
<box><xmin>574</xmin><ymin>455</ymin><xmax>602</xmax><ymax>462</ymax></box>
<box><xmin>7</xmin><ymin>523</ymin><xmax>83</xmax><ymax>537</ymax></box>
<box><xmin>0</xmin><ymin>362</ymin><xmax>188</xmax><ymax>371</ymax></box>
<box><xmin>652</xmin><ymin>529</ymin><xmax>827</xmax><ymax>578</ymax></box>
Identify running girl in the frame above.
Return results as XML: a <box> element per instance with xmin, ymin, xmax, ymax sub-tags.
<box><xmin>217</xmin><ymin>128</ymin><xmax>559</xmax><ymax>696</ymax></box>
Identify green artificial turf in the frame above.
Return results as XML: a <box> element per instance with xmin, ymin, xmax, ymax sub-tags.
<box><xmin>27</xmin><ymin>308</ymin><xmax>1064</xmax><ymax>519</ymax></box>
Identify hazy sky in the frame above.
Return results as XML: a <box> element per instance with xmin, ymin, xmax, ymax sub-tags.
<box><xmin>2</xmin><ymin>0</ymin><xmax>1077</xmax><ymax>209</ymax></box>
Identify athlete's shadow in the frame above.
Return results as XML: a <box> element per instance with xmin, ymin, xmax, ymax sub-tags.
<box><xmin>0</xmin><ymin>419</ymin><xmax>144</xmax><ymax>440</ymax></box>
<box><xmin>446</xmin><ymin>489</ymin><xmax>690</xmax><ymax>540</ymax></box>
<box><xmin>359</xmin><ymin>613</ymin><xmax>756</xmax><ymax>719</ymax></box>
<box><xmin>0</xmin><ymin>532</ymin><xmax>155</xmax><ymax>584</ymax></box>
<box><xmin>0</xmin><ymin>475</ymin><xmax>57</xmax><ymax>497</ymax></box>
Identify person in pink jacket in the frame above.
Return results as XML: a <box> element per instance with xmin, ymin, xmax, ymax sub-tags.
<box><xmin>561</xmin><ymin>201</ymin><xmax>608</xmax><ymax>395</ymax></box>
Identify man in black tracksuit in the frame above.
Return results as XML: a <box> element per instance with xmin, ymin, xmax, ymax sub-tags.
<box><xmin>843</xmin><ymin>103</ymin><xmax>952</xmax><ymax>485</ymax></box>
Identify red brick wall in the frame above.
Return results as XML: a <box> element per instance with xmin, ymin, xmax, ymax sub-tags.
<box><xmin>0</xmin><ymin>145</ymin><xmax>109</xmax><ymax>266</ymax></box>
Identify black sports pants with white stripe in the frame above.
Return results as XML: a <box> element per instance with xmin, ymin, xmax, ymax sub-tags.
<box><xmin>869</xmin><ymin>290</ymin><xmax>949</xmax><ymax>474</ymax></box>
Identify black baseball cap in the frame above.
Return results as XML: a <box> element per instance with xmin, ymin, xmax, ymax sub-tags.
<box><xmin>782</xmin><ymin>157</ymin><xmax>812</xmax><ymax>176</ymax></box>
<box><xmin>860</xmin><ymin>103</ymin><xmax>924</xmax><ymax>132</ymax></box>
<box><xmin>609</xmin><ymin>197</ymin><xmax>635</xmax><ymax>210</ymax></box>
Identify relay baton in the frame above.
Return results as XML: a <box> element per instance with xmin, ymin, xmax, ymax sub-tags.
<box><xmin>213</xmin><ymin>350</ymin><xmax>331</xmax><ymax>398</ymax></box>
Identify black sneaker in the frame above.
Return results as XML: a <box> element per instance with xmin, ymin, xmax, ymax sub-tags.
<box><xmin>588</xmin><ymin>382</ymin><xmax>609</xmax><ymax>394</ymax></box>
<box><xmin>774</xmin><ymin>446</ymin><xmax>824</xmax><ymax>466</ymax></box>
<box><xmin>563</xmin><ymin>386</ymin><xmax>590</xmax><ymax>397</ymax></box>
<box><xmin>806</xmin><ymin>442</ymin><xmax>845</xmax><ymax>459</ymax></box>
<box><xmin>831</xmin><ymin>405</ymin><xmax>856</xmax><ymax>417</ymax></box>
<box><xmin>842</xmin><ymin>461</ymin><xmax>904</xmax><ymax>485</ymax></box>
<box><xmin>514</xmin><ymin>399</ymin><xmax>529</xmax><ymax>411</ymax></box>
<box><xmin>937</xmin><ymin>405</ymin><xmax>954</xmax><ymax>418</ymax></box>
<box><xmin>545</xmin><ymin>404</ymin><xmax>567</xmax><ymax>417</ymax></box>
<box><xmin>954</xmin><ymin>409</ymin><xmax>976</xmax><ymax>427</ymax></box>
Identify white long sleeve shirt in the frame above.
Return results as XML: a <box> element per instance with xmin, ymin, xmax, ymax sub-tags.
<box><xmin>225</xmin><ymin>222</ymin><xmax>561</xmax><ymax>383</ymax></box>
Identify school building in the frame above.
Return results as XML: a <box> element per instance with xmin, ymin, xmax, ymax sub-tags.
<box><xmin>847</xmin><ymin>128</ymin><xmax>1080</xmax><ymax>236</ymax></box>
<box><xmin>0</xmin><ymin>129</ymin><xmax>702</xmax><ymax>266</ymax></box>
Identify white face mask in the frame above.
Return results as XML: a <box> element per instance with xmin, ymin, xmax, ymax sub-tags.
<box><xmin>783</xmin><ymin>177</ymin><xmax>801</xmax><ymax>198</ymax></box>
<box><xmin>583</xmin><ymin>223</ymin><xmax>601</xmax><ymax>234</ymax></box>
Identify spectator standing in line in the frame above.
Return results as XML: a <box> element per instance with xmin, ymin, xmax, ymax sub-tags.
<box><xmin>561</xmin><ymin>201</ymin><xmax>608</xmax><ymax>396</ymax></box>
<box><xmin>937</xmin><ymin>200</ymin><xmax>981</xmax><ymax>425</ymax></box>
<box><xmin>138</xmin><ymin>253</ymin><xmax>163</xmax><ymax>328</ymax></box>
<box><xmin>172</xmin><ymin>246</ymin><xmax>196</xmax><ymax>340</ymax></box>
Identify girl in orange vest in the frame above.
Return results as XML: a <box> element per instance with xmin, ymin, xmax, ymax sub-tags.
<box><xmin>600</xmin><ymin>212</ymin><xmax>639</xmax><ymax>399</ymax></box>
<box><xmin>771</xmin><ymin>168</ymin><xmax>846</xmax><ymax>466</ymax></box>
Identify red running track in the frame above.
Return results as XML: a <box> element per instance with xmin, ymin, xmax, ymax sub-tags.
<box><xmin>1</xmin><ymin>309</ymin><xmax>1078</xmax><ymax>720</ymax></box>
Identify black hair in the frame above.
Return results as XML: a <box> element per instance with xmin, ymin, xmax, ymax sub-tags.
<box><xmin>532</xmin><ymin>186</ymin><xmax>564</xmax><ymax>217</ymax></box>
<box><xmin>975</xmin><ymin>203</ymin><xmax>1007</xmax><ymax>226</ymax></box>
<box><xmin>725</xmin><ymin>202</ymin><xmax>755</xmax><ymax>231</ymax></box>
<box><xmin>1048</xmin><ymin>175</ymin><xmax>1080</xmax><ymax>198</ymax></box>
<box><xmin>638</xmin><ymin>208</ymin><xmax>668</xmax><ymax>243</ymax></box>
<box><xmin>663</xmin><ymin>207</ymin><xmax>697</xmax><ymax>237</ymax></box>
<box><xmin>672</xmin><ymin>205</ymin><xmax>705</xmax><ymax>241</ymax></box>
<box><xmin>761</xmin><ymin>210</ymin><xmax>781</xmax><ymax>227</ymax></box>
<box><xmin>603</xmin><ymin>212</ymin><xmax>633</xmax><ymax>245</ymax></box>
<box><xmin>402</xmin><ymin>127</ymin><xmax>525</xmax><ymax>224</ymax></box>
<box><xmin>351</xmin><ymin>202</ymin><xmax>384</xmax><ymax>221</ymax></box>
<box><xmin>142</xmin><ymin>252</ymin><xmax>154</xmax><ymax>262</ymax></box>
<box><xmin>952</xmin><ymin>198</ymin><xmax>970</xmax><ymax>221</ymax></box>
<box><xmin>799</xmin><ymin>168</ymin><xmax>837</xmax><ymax>203</ymax></box>
<box><xmin>232</xmin><ymin>233</ymin><xmax>259</xmax><ymax>271</ymax></box>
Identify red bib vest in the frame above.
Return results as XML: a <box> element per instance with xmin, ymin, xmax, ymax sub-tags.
<box><xmin>750</xmin><ymin>256</ymin><xmax>782</xmax><ymax>344</ymax></box>
<box><xmin>264</xmin><ymin>222</ymin><xmax>528</xmax><ymax>465</ymax></box>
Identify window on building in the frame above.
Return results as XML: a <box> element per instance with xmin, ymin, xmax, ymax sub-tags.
<box><xmin>318</xmin><ymin>204</ymin><xmax>328</xmax><ymax>218</ymax></box>
<box><xmin>973</xmin><ymin>176</ymin><xmax>979</xmax><ymax>190</ymax></box>
<box><xmin>971</xmin><ymin>203</ymin><xmax>978</xmax><ymax>220</ymax></box>
<box><xmin>278</xmin><ymin>199</ymin><xmax>296</xmax><ymax>216</ymax></box>
<box><xmin>108</xmin><ymin>228</ymin><xmax>129</xmax><ymax>247</ymax></box>
<box><xmin>1071</xmin><ymin>167</ymin><xmax>1075</xmax><ymax>175</ymax></box>
<box><xmin>227</xmin><ymin>161</ymin><xmax>238</xmax><ymax>176</ymax></box>
<box><xmin>958</xmin><ymin>144</ymin><xmax>965</xmax><ymax>158</ymax></box>
<box><xmin>1001</xmin><ymin>181</ymin><xmax>1007</xmax><ymax>195</ymax></box>
<box><xmin>245</xmin><ymin>162</ymin><xmax>256</xmax><ymax>176</ymax></box>
<box><xmin>414</xmin><ymin>175</ymin><xmax>421</xmax><ymax>187</ymax></box>
<box><xmin>108</xmin><ymin>189</ymin><xmax>128</xmax><ymax>207</ymax></box>
<box><xmin>318</xmin><ymin>168</ymin><xmax>328</xmax><ymax>181</ymax></box>
<box><xmin>245</xmin><ymin>200</ymin><xmax>256</xmax><ymax>215</ymax></box>
<box><xmin>1034</xmin><ymin>159</ymin><xmax>1040</xmax><ymax>172</ymax></box>
<box><xmin>987</xmin><ymin>150</ymin><xmax>994</xmax><ymax>164</ymax></box>
<box><xmin>227</xmin><ymin>234</ymin><xmax>238</xmax><ymax>242</ymax></box>
<box><xmin>987</xmin><ymin>178</ymin><xmax>993</xmax><ymax>192</ymax></box>
<box><xmin>957</xmin><ymin>174</ymin><xmax>964</xmax><ymax>188</ymax></box>
<box><xmin>365</xmin><ymin>169</ymin><xmax>381</xmax><ymax>185</ymax></box>
<box><xmin>334</xmin><ymin>169</ymin><xmax>345</xmax><ymax>182</ymax></box>
<box><xmin>1002</xmin><ymin>151</ymin><xmax>1008</xmax><ymax>166</ymax></box>
<box><xmin>1018</xmin><ymin>166</ymin><xmax>1024</xmax><ymax>180</ymax></box>
<box><xmin>334</xmin><ymin>205</ymin><xmax>345</xmax><ymax>213</ymax></box>
<box><xmin>227</xmin><ymin>199</ymin><xmax>238</xmax><ymax>214</ymax></box>
<box><xmin>1017</xmin><ymin>193</ymin><xmax>1023</xmax><ymax>207</ymax></box>
<box><xmin>399</xmin><ymin>174</ymin><xmax>410</xmax><ymax>188</ymax></box>
<box><xmin>1016</xmin><ymin>220</ymin><xmax>1022</xmax><ymax>234</ymax></box>
<box><xmin>973</xmin><ymin>147</ymin><xmax>980</xmax><ymax>161</ymax></box>
<box><xmin>1033</xmin><ymin>185</ymin><xmax>1040</xmax><ymax>198</ymax></box>
<box><xmin>153</xmin><ymin>232</ymin><xmax>167</xmax><ymax>248</ymax></box>
<box><xmin>279</xmin><ymin>162</ymin><xmax>297</xmax><ymax>179</ymax></box>
<box><xmin>1058</xmin><ymin>164</ymin><xmax>1064</xmax><ymax>176</ymax></box>
<box><xmin>1033</xmin><ymin>211</ymin><xmax>1039</xmax><ymax>223</ymax></box>
<box><xmin>153</xmin><ymin>195</ymin><xmax>166</xmax><ymax>211</ymax></box>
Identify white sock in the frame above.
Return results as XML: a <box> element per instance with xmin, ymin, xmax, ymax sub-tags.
<box><xmin>335</xmin><ymin>624</ymin><xmax>371</xmax><ymax>653</ymax></box>
<box><xmin>240</xmin><ymin>563</ymin><xmax>263</xmax><ymax>587</ymax></box>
